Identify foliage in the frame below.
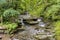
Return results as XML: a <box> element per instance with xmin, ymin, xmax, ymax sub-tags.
<box><xmin>54</xmin><ymin>21</ymin><xmax>60</xmax><ymax>36</ymax></box>
<box><xmin>53</xmin><ymin>21</ymin><xmax>60</xmax><ymax>40</ymax></box>
<box><xmin>17</xmin><ymin>0</ymin><xmax>47</xmax><ymax>17</ymax></box>
<box><xmin>29</xmin><ymin>0</ymin><xmax>47</xmax><ymax>17</ymax></box>
<box><xmin>0</xmin><ymin>0</ymin><xmax>20</xmax><ymax>34</ymax></box>
<box><xmin>4</xmin><ymin>23</ymin><xmax>17</xmax><ymax>34</ymax></box>
<box><xmin>17</xmin><ymin>0</ymin><xmax>60</xmax><ymax>18</ymax></box>
<box><xmin>43</xmin><ymin>4</ymin><xmax>60</xmax><ymax>20</ymax></box>
<box><xmin>0</xmin><ymin>22</ymin><xmax>17</xmax><ymax>34</ymax></box>
<box><xmin>0</xmin><ymin>0</ymin><xmax>18</xmax><ymax>23</ymax></box>
<box><xmin>0</xmin><ymin>0</ymin><xmax>60</xmax><ymax>19</ymax></box>
<box><xmin>3</xmin><ymin>8</ymin><xmax>20</xmax><ymax>22</ymax></box>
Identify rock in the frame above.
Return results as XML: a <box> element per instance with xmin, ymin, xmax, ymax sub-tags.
<box><xmin>0</xmin><ymin>26</ymin><xmax>7</xmax><ymax>34</ymax></box>
<box><xmin>0</xmin><ymin>27</ymin><xmax>2</xmax><ymax>29</ymax></box>
<box><xmin>37</xmin><ymin>18</ymin><xmax>42</xmax><ymax>22</ymax></box>
<box><xmin>26</xmin><ymin>21</ymin><xmax>38</xmax><ymax>25</ymax></box>
<box><xmin>13</xmin><ymin>38</ymin><xmax>19</xmax><ymax>40</ymax></box>
<box><xmin>19</xmin><ymin>13</ymin><xmax>31</xmax><ymax>19</ymax></box>
<box><xmin>34</xmin><ymin>35</ymin><xmax>48</xmax><ymax>39</ymax></box>
<box><xmin>6</xmin><ymin>38</ymin><xmax>11</xmax><ymax>40</ymax></box>
<box><xmin>34</xmin><ymin>34</ymin><xmax>55</xmax><ymax>40</ymax></box>
<box><xmin>0</xmin><ymin>36</ymin><xmax>2</xmax><ymax>39</ymax></box>
<box><xmin>38</xmin><ymin>22</ymin><xmax>46</xmax><ymax>27</ymax></box>
<box><xmin>0</xmin><ymin>26</ymin><xmax>6</xmax><ymax>30</ymax></box>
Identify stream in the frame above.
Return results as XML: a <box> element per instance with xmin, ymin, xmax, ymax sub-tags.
<box><xmin>0</xmin><ymin>16</ymin><xmax>55</xmax><ymax>40</ymax></box>
<box><xmin>11</xmin><ymin>18</ymin><xmax>55</xmax><ymax>40</ymax></box>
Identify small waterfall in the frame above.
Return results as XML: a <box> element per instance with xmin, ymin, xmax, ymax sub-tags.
<box><xmin>37</xmin><ymin>18</ymin><xmax>46</xmax><ymax>27</ymax></box>
<box><xmin>20</xmin><ymin>18</ymin><xmax>25</xmax><ymax>26</ymax></box>
<box><xmin>38</xmin><ymin>22</ymin><xmax>46</xmax><ymax>27</ymax></box>
<box><xmin>15</xmin><ymin>16</ymin><xmax>55</xmax><ymax>40</ymax></box>
<box><xmin>37</xmin><ymin>18</ymin><xmax>42</xmax><ymax>22</ymax></box>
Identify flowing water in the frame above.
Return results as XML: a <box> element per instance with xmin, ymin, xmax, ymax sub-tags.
<box><xmin>0</xmin><ymin>18</ymin><xmax>55</xmax><ymax>40</ymax></box>
<box><xmin>11</xmin><ymin>18</ymin><xmax>55</xmax><ymax>40</ymax></box>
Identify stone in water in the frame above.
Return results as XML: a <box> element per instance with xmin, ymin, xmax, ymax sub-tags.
<box><xmin>37</xmin><ymin>19</ymin><xmax>42</xmax><ymax>22</ymax></box>
<box><xmin>38</xmin><ymin>22</ymin><xmax>46</xmax><ymax>27</ymax></box>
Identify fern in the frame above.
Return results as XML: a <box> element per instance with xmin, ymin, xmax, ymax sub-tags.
<box><xmin>43</xmin><ymin>4</ymin><xmax>60</xmax><ymax>20</ymax></box>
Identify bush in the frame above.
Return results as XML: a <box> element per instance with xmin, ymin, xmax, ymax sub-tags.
<box><xmin>3</xmin><ymin>8</ymin><xmax>20</xmax><ymax>22</ymax></box>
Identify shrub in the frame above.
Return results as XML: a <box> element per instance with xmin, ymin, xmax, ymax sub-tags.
<box><xmin>3</xmin><ymin>8</ymin><xmax>20</xmax><ymax>22</ymax></box>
